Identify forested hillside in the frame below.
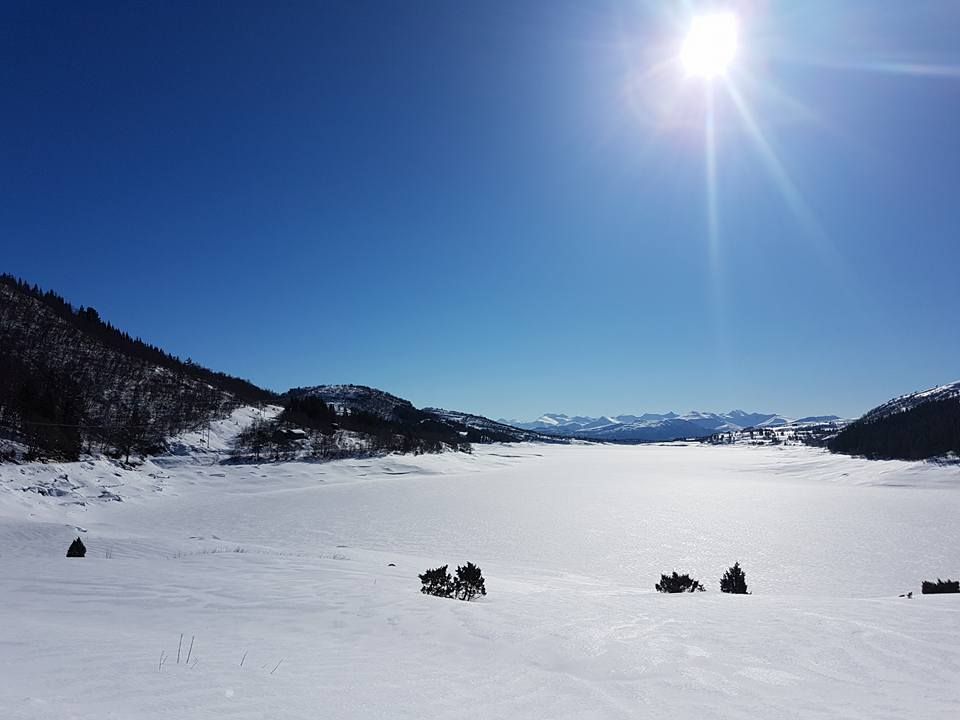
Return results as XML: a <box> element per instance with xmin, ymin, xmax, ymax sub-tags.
<box><xmin>226</xmin><ymin>386</ymin><xmax>556</xmax><ymax>462</ymax></box>
<box><xmin>0</xmin><ymin>275</ymin><xmax>274</xmax><ymax>460</ymax></box>
<box><xmin>1</xmin><ymin>276</ymin><xmax>556</xmax><ymax>464</ymax></box>
<box><xmin>829</xmin><ymin>395</ymin><xmax>960</xmax><ymax>461</ymax></box>
<box><xmin>287</xmin><ymin>385</ymin><xmax>553</xmax><ymax>444</ymax></box>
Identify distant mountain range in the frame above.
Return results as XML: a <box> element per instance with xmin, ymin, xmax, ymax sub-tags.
<box><xmin>502</xmin><ymin>410</ymin><xmax>841</xmax><ymax>442</ymax></box>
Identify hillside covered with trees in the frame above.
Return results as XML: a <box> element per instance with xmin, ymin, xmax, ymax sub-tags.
<box><xmin>828</xmin><ymin>395</ymin><xmax>960</xmax><ymax>461</ymax></box>
<box><xmin>0</xmin><ymin>274</ymin><xmax>275</xmax><ymax>461</ymax></box>
<box><xmin>1</xmin><ymin>276</ymin><xmax>557</xmax><ymax>463</ymax></box>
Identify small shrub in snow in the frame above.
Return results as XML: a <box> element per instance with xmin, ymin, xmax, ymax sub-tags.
<box><xmin>453</xmin><ymin>562</ymin><xmax>487</xmax><ymax>601</ymax></box>
<box><xmin>921</xmin><ymin>578</ymin><xmax>959</xmax><ymax>594</ymax></box>
<box><xmin>720</xmin><ymin>562</ymin><xmax>750</xmax><ymax>594</ymax></box>
<box><xmin>420</xmin><ymin>562</ymin><xmax>487</xmax><ymax>601</ymax></box>
<box><xmin>419</xmin><ymin>565</ymin><xmax>453</xmax><ymax>598</ymax></box>
<box><xmin>655</xmin><ymin>571</ymin><xmax>704</xmax><ymax>593</ymax></box>
<box><xmin>66</xmin><ymin>537</ymin><xmax>86</xmax><ymax>558</ymax></box>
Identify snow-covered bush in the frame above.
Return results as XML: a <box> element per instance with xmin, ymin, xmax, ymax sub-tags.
<box><xmin>655</xmin><ymin>571</ymin><xmax>704</xmax><ymax>593</ymax></box>
<box><xmin>453</xmin><ymin>562</ymin><xmax>486</xmax><ymax>601</ymax></box>
<box><xmin>419</xmin><ymin>565</ymin><xmax>453</xmax><ymax>598</ymax></box>
<box><xmin>921</xmin><ymin>578</ymin><xmax>959</xmax><ymax>594</ymax></box>
<box><xmin>66</xmin><ymin>537</ymin><xmax>86</xmax><ymax>558</ymax></box>
<box><xmin>720</xmin><ymin>562</ymin><xmax>749</xmax><ymax>594</ymax></box>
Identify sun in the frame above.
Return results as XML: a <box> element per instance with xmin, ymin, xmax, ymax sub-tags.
<box><xmin>680</xmin><ymin>12</ymin><xmax>739</xmax><ymax>79</ymax></box>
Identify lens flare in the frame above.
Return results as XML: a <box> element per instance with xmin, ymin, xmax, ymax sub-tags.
<box><xmin>680</xmin><ymin>12</ymin><xmax>739</xmax><ymax>79</ymax></box>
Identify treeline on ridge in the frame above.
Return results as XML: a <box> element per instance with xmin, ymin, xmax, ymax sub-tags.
<box><xmin>0</xmin><ymin>274</ymin><xmax>272</xmax><ymax>404</ymax></box>
<box><xmin>828</xmin><ymin>396</ymin><xmax>960</xmax><ymax>461</ymax></box>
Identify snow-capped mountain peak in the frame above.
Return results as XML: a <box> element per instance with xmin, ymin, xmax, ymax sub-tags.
<box><xmin>507</xmin><ymin>408</ymin><xmax>807</xmax><ymax>442</ymax></box>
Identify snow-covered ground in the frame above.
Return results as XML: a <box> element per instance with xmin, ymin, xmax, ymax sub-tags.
<box><xmin>1</xmin><ymin>438</ymin><xmax>959</xmax><ymax>719</ymax></box>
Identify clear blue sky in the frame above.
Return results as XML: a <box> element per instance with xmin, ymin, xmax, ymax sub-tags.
<box><xmin>3</xmin><ymin>1</ymin><xmax>959</xmax><ymax>420</ymax></box>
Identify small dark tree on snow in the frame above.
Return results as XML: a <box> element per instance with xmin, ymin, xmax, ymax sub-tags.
<box><xmin>921</xmin><ymin>578</ymin><xmax>959</xmax><ymax>594</ymax></box>
<box><xmin>66</xmin><ymin>537</ymin><xmax>86</xmax><ymax>558</ymax></box>
<box><xmin>419</xmin><ymin>565</ymin><xmax>453</xmax><ymax>598</ymax></box>
<box><xmin>720</xmin><ymin>562</ymin><xmax>750</xmax><ymax>594</ymax></box>
<box><xmin>453</xmin><ymin>562</ymin><xmax>486</xmax><ymax>601</ymax></box>
<box><xmin>656</xmin><ymin>571</ymin><xmax>704</xmax><ymax>593</ymax></box>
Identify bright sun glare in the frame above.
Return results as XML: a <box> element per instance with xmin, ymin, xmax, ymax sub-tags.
<box><xmin>680</xmin><ymin>12</ymin><xmax>739</xmax><ymax>79</ymax></box>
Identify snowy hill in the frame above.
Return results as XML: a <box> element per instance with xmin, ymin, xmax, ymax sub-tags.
<box><xmin>505</xmin><ymin>409</ymin><xmax>805</xmax><ymax>441</ymax></box>
<box><xmin>796</xmin><ymin>414</ymin><xmax>844</xmax><ymax>424</ymax></box>
<box><xmin>860</xmin><ymin>379</ymin><xmax>960</xmax><ymax>423</ymax></box>
<box><xmin>286</xmin><ymin>384</ymin><xmax>562</xmax><ymax>445</ymax></box>
<box><xmin>830</xmin><ymin>380</ymin><xmax>960</xmax><ymax>461</ymax></box>
<box><xmin>287</xmin><ymin>384</ymin><xmax>419</xmax><ymax>422</ymax></box>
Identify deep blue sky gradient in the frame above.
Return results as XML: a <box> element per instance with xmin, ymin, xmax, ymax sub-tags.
<box><xmin>3</xmin><ymin>1</ymin><xmax>959</xmax><ymax>419</ymax></box>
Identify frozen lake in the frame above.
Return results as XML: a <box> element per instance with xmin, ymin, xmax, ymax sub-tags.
<box><xmin>1</xmin><ymin>442</ymin><xmax>958</xmax><ymax>719</ymax></box>
<box><xmin>106</xmin><ymin>442</ymin><xmax>960</xmax><ymax>597</ymax></box>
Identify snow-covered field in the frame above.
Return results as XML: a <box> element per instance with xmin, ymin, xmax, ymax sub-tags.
<box><xmin>2</xmin><ymin>433</ymin><xmax>959</xmax><ymax>719</ymax></box>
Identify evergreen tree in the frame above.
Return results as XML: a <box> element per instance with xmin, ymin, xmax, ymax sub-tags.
<box><xmin>720</xmin><ymin>562</ymin><xmax>750</xmax><ymax>594</ymax></box>
<box><xmin>419</xmin><ymin>565</ymin><xmax>453</xmax><ymax>598</ymax></box>
<box><xmin>921</xmin><ymin>578</ymin><xmax>959</xmax><ymax>594</ymax></box>
<box><xmin>655</xmin><ymin>571</ymin><xmax>704</xmax><ymax>593</ymax></box>
<box><xmin>453</xmin><ymin>562</ymin><xmax>487</xmax><ymax>601</ymax></box>
<box><xmin>66</xmin><ymin>537</ymin><xmax>86</xmax><ymax>557</ymax></box>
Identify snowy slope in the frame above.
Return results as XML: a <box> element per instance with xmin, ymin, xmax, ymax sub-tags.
<box><xmin>861</xmin><ymin>379</ymin><xmax>960</xmax><ymax>423</ymax></box>
<box><xmin>288</xmin><ymin>384</ymin><xmax>417</xmax><ymax>421</ymax></box>
<box><xmin>166</xmin><ymin>405</ymin><xmax>284</xmax><ymax>455</ymax></box>
<box><xmin>2</xmin><ymin>441</ymin><xmax>960</xmax><ymax>718</ymax></box>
